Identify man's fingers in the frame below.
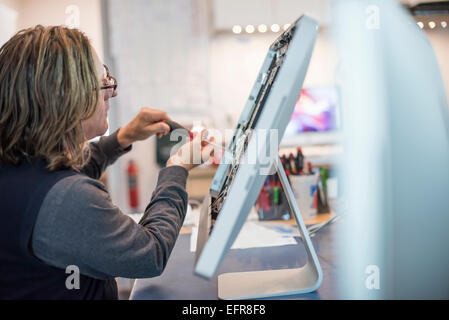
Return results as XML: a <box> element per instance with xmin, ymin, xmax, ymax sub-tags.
<box><xmin>192</xmin><ymin>129</ymin><xmax>207</xmax><ymax>142</ymax></box>
<box><xmin>201</xmin><ymin>145</ymin><xmax>215</xmax><ymax>163</ymax></box>
<box><xmin>201</xmin><ymin>135</ymin><xmax>215</xmax><ymax>147</ymax></box>
<box><xmin>147</xmin><ymin>122</ymin><xmax>170</xmax><ymax>135</ymax></box>
<box><xmin>141</xmin><ymin>107</ymin><xmax>171</xmax><ymax>123</ymax></box>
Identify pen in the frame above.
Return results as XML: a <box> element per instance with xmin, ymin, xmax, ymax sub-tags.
<box><xmin>320</xmin><ymin>167</ymin><xmax>329</xmax><ymax>204</ymax></box>
<box><xmin>296</xmin><ymin>147</ymin><xmax>304</xmax><ymax>173</ymax></box>
<box><xmin>273</xmin><ymin>186</ymin><xmax>279</xmax><ymax>205</ymax></box>
<box><xmin>283</xmin><ymin>154</ymin><xmax>291</xmax><ymax>174</ymax></box>
<box><xmin>281</xmin><ymin>155</ymin><xmax>288</xmax><ymax>172</ymax></box>
<box><xmin>262</xmin><ymin>187</ymin><xmax>271</xmax><ymax>211</ymax></box>
<box><xmin>280</xmin><ymin>157</ymin><xmax>290</xmax><ymax>177</ymax></box>
<box><xmin>276</xmin><ymin>182</ymin><xmax>282</xmax><ymax>205</ymax></box>
<box><xmin>289</xmin><ymin>153</ymin><xmax>298</xmax><ymax>175</ymax></box>
<box><xmin>308</xmin><ymin>161</ymin><xmax>314</xmax><ymax>175</ymax></box>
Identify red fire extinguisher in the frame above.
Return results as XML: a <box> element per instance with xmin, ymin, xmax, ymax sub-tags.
<box><xmin>127</xmin><ymin>160</ymin><xmax>139</xmax><ymax>212</ymax></box>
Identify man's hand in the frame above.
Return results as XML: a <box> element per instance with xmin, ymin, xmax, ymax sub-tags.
<box><xmin>117</xmin><ymin>107</ymin><xmax>171</xmax><ymax>149</ymax></box>
<box><xmin>166</xmin><ymin>130</ymin><xmax>215</xmax><ymax>172</ymax></box>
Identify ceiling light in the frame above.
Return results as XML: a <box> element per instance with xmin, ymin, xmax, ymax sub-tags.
<box><xmin>283</xmin><ymin>24</ymin><xmax>291</xmax><ymax>31</ymax></box>
<box><xmin>428</xmin><ymin>21</ymin><xmax>436</xmax><ymax>29</ymax></box>
<box><xmin>258</xmin><ymin>24</ymin><xmax>267</xmax><ymax>33</ymax></box>
<box><xmin>232</xmin><ymin>25</ymin><xmax>242</xmax><ymax>34</ymax></box>
<box><xmin>271</xmin><ymin>24</ymin><xmax>280</xmax><ymax>32</ymax></box>
<box><xmin>441</xmin><ymin>21</ymin><xmax>447</xmax><ymax>28</ymax></box>
<box><xmin>245</xmin><ymin>25</ymin><xmax>255</xmax><ymax>34</ymax></box>
<box><xmin>417</xmin><ymin>21</ymin><xmax>424</xmax><ymax>29</ymax></box>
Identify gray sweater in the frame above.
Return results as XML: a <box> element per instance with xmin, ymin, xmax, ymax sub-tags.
<box><xmin>31</xmin><ymin>130</ymin><xmax>189</xmax><ymax>280</ymax></box>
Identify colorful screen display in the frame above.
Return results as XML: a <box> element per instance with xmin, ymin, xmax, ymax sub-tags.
<box><xmin>284</xmin><ymin>86</ymin><xmax>339</xmax><ymax>136</ymax></box>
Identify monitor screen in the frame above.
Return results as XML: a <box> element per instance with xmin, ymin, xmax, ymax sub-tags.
<box><xmin>284</xmin><ymin>86</ymin><xmax>340</xmax><ymax>136</ymax></box>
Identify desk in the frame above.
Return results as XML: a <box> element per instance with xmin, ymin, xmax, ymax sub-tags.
<box><xmin>179</xmin><ymin>212</ymin><xmax>336</xmax><ymax>235</ymax></box>
<box><xmin>130</xmin><ymin>219</ymin><xmax>338</xmax><ymax>300</ymax></box>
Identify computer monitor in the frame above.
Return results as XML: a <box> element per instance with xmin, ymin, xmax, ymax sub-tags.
<box><xmin>285</xmin><ymin>86</ymin><xmax>340</xmax><ymax>134</ymax></box>
<box><xmin>334</xmin><ymin>0</ymin><xmax>449</xmax><ymax>299</ymax></box>
<box><xmin>194</xmin><ymin>15</ymin><xmax>321</xmax><ymax>299</ymax></box>
<box><xmin>282</xmin><ymin>85</ymin><xmax>341</xmax><ymax>146</ymax></box>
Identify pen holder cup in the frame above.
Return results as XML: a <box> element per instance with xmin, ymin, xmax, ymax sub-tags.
<box><xmin>289</xmin><ymin>173</ymin><xmax>319</xmax><ymax>220</ymax></box>
<box><xmin>255</xmin><ymin>186</ymin><xmax>291</xmax><ymax>221</ymax></box>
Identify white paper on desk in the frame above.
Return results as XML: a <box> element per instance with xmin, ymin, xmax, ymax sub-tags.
<box><xmin>190</xmin><ymin>221</ymin><xmax>299</xmax><ymax>252</ymax></box>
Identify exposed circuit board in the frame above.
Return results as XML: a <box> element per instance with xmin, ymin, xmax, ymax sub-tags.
<box><xmin>208</xmin><ymin>23</ymin><xmax>298</xmax><ymax>233</ymax></box>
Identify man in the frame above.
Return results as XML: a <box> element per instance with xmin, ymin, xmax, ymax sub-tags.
<box><xmin>0</xmin><ymin>25</ymin><xmax>213</xmax><ymax>299</ymax></box>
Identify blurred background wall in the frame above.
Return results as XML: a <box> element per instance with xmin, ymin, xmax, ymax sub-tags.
<box><xmin>0</xmin><ymin>0</ymin><xmax>104</xmax><ymax>58</ymax></box>
<box><xmin>0</xmin><ymin>0</ymin><xmax>448</xmax><ymax>213</ymax></box>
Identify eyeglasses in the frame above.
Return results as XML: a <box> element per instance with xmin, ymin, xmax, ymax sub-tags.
<box><xmin>100</xmin><ymin>64</ymin><xmax>117</xmax><ymax>98</ymax></box>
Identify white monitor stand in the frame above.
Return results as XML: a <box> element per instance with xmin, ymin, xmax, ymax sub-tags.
<box><xmin>218</xmin><ymin>156</ymin><xmax>323</xmax><ymax>300</ymax></box>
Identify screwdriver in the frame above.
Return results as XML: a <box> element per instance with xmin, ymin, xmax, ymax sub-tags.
<box><xmin>162</xmin><ymin>120</ymin><xmax>225</xmax><ymax>150</ymax></box>
<box><xmin>162</xmin><ymin>120</ymin><xmax>194</xmax><ymax>139</ymax></box>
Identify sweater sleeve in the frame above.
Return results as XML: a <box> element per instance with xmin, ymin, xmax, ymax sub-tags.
<box><xmin>80</xmin><ymin>129</ymin><xmax>132</xmax><ymax>179</ymax></box>
<box><xmin>31</xmin><ymin>166</ymin><xmax>189</xmax><ymax>280</ymax></box>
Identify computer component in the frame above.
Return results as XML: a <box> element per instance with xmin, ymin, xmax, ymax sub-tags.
<box><xmin>194</xmin><ymin>15</ymin><xmax>322</xmax><ymax>299</ymax></box>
